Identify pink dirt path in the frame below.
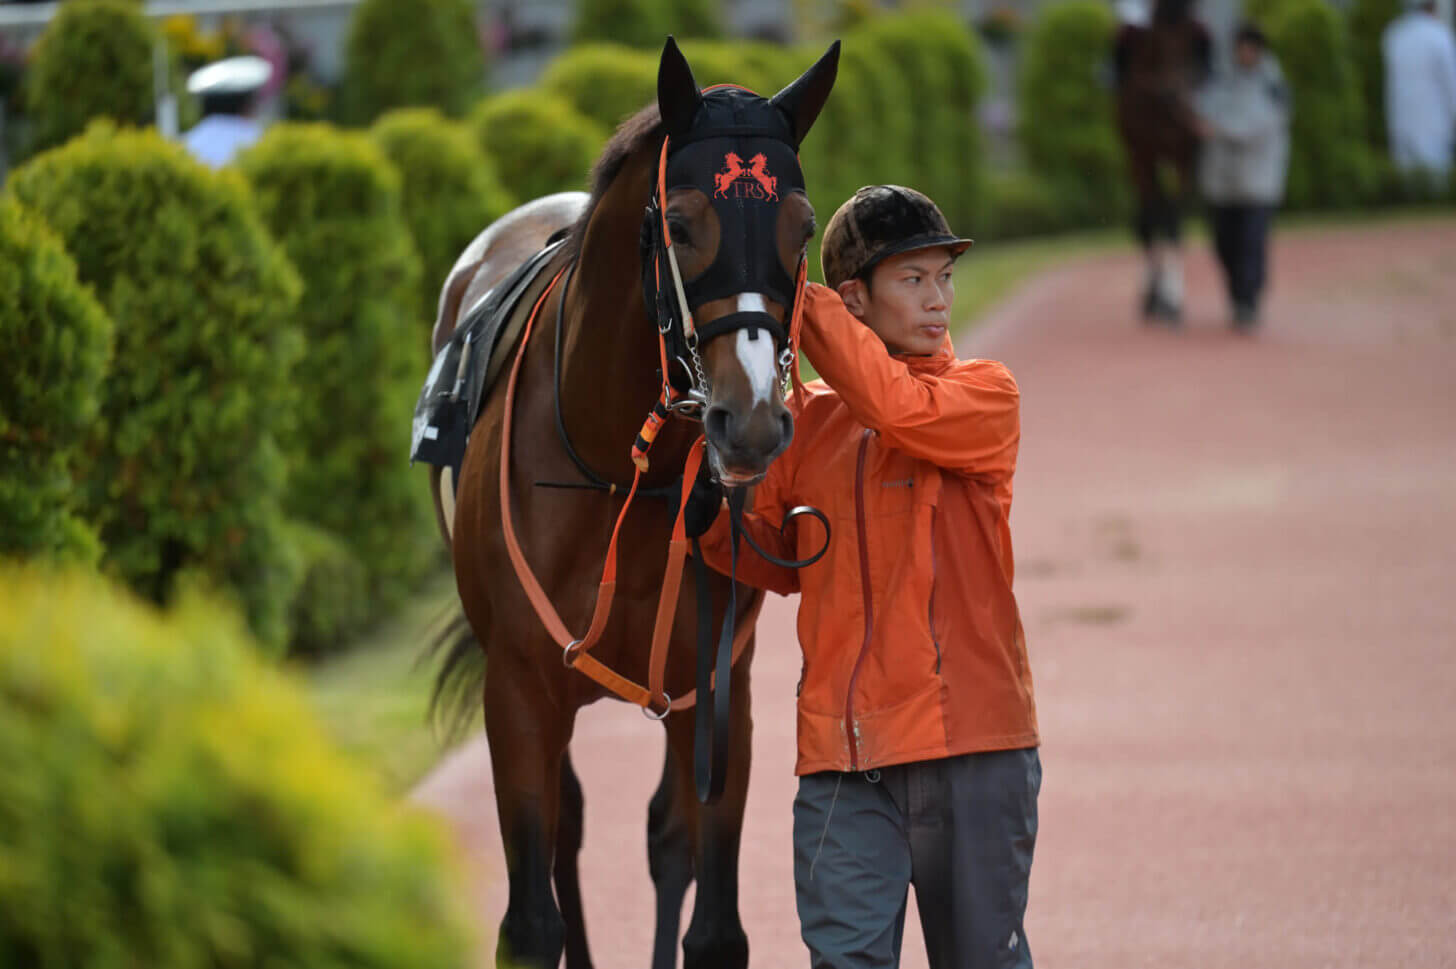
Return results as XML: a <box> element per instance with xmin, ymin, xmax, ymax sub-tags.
<box><xmin>413</xmin><ymin>218</ymin><xmax>1456</xmax><ymax>968</ymax></box>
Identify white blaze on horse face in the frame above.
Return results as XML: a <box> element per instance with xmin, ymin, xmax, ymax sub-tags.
<box><xmin>733</xmin><ymin>294</ymin><xmax>779</xmax><ymax>407</ymax></box>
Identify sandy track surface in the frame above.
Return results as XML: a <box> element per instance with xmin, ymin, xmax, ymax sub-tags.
<box><xmin>413</xmin><ymin>218</ymin><xmax>1456</xmax><ymax>968</ymax></box>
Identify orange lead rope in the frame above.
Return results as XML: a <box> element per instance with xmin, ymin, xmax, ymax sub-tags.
<box><xmin>498</xmin><ymin>264</ymin><xmax>757</xmax><ymax>718</ymax></box>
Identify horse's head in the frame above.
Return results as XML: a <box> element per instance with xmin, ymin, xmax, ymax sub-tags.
<box><xmin>649</xmin><ymin>38</ymin><xmax>839</xmax><ymax>486</ymax></box>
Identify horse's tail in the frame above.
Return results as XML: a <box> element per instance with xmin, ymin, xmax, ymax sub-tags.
<box><xmin>425</xmin><ymin>606</ymin><xmax>486</xmax><ymax>741</ymax></box>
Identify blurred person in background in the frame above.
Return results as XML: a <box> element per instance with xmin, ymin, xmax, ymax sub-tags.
<box><xmin>1196</xmin><ymin>24</ymin><xmax>1290</xmax><ymax>330</ymax></box>
<box><xmin>182</xmin><ymin>55</ymin><xmax>271</xmax><ymax>168</ymax></box>
<box><xmin>1382</xmin><ymin>0</ymin><xmax>1456</xmax><ymax>176</ymax></box>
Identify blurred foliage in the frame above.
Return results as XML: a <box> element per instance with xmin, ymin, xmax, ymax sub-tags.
<box><xmin>0</xmin><ymin>569</ymin><xmax>475</xmax><ymax>969</ymax></box>
<box><xmin>7</xmin><ymin>125</ymin><xmax>304</xmax><ymax>652</ymax></box>
<box><xmin>571</xmin><ymin>0</ymin><xmax>664</xmax><ymax>49</ymax></box>
<box><xmin>857</xmin><ymin>12</ymin><xmax>987</xmax><ymax>241</ymax></box>
<box><xmin>160</xmin><ymin>14</ymin><xmax>228</xmax><ymax>73</ymax></box>
<box><xmin>469</xmin><ymin>89</ymin><xmax>607</xmax><ymax>202</ymax></box>
<box><xmin>281</xmin><ymin>520</ymin><xmax>371</xmax><ymax>658</ymax></box>
<box><xmin>1268</xmin><ymin>0</ymin><xmax>1375</xmax><ymax>209</ymax></box>
<box><xmin>341</xmin><ymin>0</ymin><xmax>485</xmax><ymax>124</ymax></box>
<box><xmin>238</xmin><ymin>123</ymin><xmax>434</xmax><ymax>652</ymax></box>
<box><xmin>540</xmin><ymin>42</ymin><xmax>659</xmax><ymax>132</ymax></box>
<box><xmin>982</xmin><ymin>168</ymin><xmax>1079</xmax><ymax>240</ymax></box>
<box><xmin>24</xmin><ymin>0</ymin><xmax>157</xmax><ymax>154</ymax></box>
<box><xmin>0</xmin><ymin>198</ymin><xmax>111</xmax><ymax>565</ymax></box>
<box><xmin>1017</xmin><ymin>0</ymin><xmax>1128</xmax><ymax>227</ymax></box>
<box><xmin>371</xmin><ymin>107</ymin><xmax>517</xmax><ymax>327</ymax></box>
<box><xmin>1347</xmin><ymin>0</ymin><xmax>1402</xmax><ymax>152</ymax></box>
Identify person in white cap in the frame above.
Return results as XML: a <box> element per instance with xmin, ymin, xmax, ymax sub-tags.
<box><xmin>182</xmin><ymin>55</ymin><xmax>272</xmax><ymax>168</ymax></box>
<box><xmin>1382</xmin><ymin>0</ymin><xmax>1456</xmax><ymax>175</ymax></box>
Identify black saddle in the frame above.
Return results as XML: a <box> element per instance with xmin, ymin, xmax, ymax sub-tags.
<box><xmin>410</xmin><ymin>233</ymin><xmax>568</xmax><ymax>478</ymax></box>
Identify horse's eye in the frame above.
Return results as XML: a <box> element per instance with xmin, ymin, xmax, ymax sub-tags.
<box><xmin>668</xmin><ymin>220</ymin><xmax>692</xmax><ymax>247</ymax></box>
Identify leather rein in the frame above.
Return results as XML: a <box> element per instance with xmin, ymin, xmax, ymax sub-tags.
<box><xmin>498</xmin><ymin>128</ymin><xmax>827</xmax><ymax>804</ymax></box>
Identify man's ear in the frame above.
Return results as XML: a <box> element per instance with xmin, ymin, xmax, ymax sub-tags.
<box><xmin>837</xmin><ymin>278</ymin><xmax>869</xmax><ymax>319</ymax></box>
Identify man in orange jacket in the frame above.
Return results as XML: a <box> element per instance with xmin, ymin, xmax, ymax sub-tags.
<box><xmin>689</xmin><ymin>185</ymin><xmax>1041</xmax><ymax>969</ymax></box>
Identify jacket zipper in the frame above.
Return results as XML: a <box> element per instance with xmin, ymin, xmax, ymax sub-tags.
<box><xmin>929</xmin><ymin>505</ymin><xmax>942</xmax><ymax>675</ymax></box>
<box><xmin>844</xmin><ymin>429</ymin><xmax>875</xmax><ymax>771</ymax></box>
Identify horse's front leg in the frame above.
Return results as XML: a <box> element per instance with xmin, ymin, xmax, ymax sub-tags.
<box><xmin>484</xmin><ymin>650</ymin><xmax>573</xmax><ymax>969</ymax></box>
<box><xmin>666</xmin><ymin>640</ymin><xmax>756</xmax><ymax>969</ymax></box>
<box><xmin>647</xmin><ymin>735</ymin><xmax>695</xmax><ymax>969</ymax></box>
<box><xmin>555</xmin><ymin>749</ymin><xmax>594</xmax><ymax>969</ymax></box>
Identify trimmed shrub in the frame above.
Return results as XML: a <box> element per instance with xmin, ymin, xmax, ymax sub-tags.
<box><xmin>7</xmin><ymin>125</ymin><xmax>303</xmax><ymax>651</ymax></box>
<box><xmin>572</xmin><ymin>0</ymin><xmax>669</xmax><ymax>49</ymax></box>
<box><xmin>281</xmin><ymin>520</ymin><xmax>370</xmax><ymax>657</ymax></box>
<box><xmin>0</xmin><ymin>568</ymin><xmax>474</xmax><ymax>968</ymax></box>
<box><xmin>666</xmin><ymin>0</ymin><xmax>726</xmax><ymax>40</ymax></box>
<box><xmin>0</xmin><ymin>198</ymin><xmax>111</xmax><ymax>564</ymax></box>
<box><xmin>469</xmin><ymin>90</ymin><xmax>607</xmax><ymax>202</ymax></box>
<box><xmin>800</xmin><ymin>35</ymin><xmax>917</xmax><ymax>247</ymax></box>
<box><xmin>24</xmin><ymin>0</ymin><xmax>157</xmax><ymax>154</ymax></box>
<box><xmin>1268</xmin><ymin>0</ymin><xmax>1374</xmax><ymax>209</ymax></box>
<box><xmin>371</xmin><ymin>108</ymin><xmax>517</xmax><ymax>327</ymax></box>
<box><xmin>676</xmin><ymin>40</ymin><xmax>776</xmax><ymax>93</ymax></box>
<box><xmin>1017</xmin><ymin>0</ymin><xmax>1128</xmax><ymax>227</ymax></box>
<box><xmin>540</xmin><ymin>43</ymin><xmax>659</xmax><ymax>133</ymax></box>
<box><xmin>238</xmin><ymin>123</ymin><xmax>434</xmax><ymax>641</ymax></box>
<box><xmin>341</xmin><ymin>0</ymin><xmax>484</xmax><ymax>124</ymax></box>
<box><xmin>1348</xmin><ymin>0</ymin><xmax>1402</xmax><ymax>151</ymax></box>
<box><xmin>982</xmin><ymin>168</ymin><xmax>1074</xmax><ymax>240</ymax></box>
<box><xmin>857</xmin><ymin>12</ymin><xmax>988</xmax><ymax>238</ymax></box>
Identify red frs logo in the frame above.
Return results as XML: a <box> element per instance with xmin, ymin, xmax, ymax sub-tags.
<box><xmin>713</xmin><ymin>152</ymin><xmax>779</xmax><ymax>201</ymax></box>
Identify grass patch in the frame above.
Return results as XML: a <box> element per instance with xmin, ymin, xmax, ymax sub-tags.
<box><xmin>299</xmin><ymin>571</ymin><xmax>465</xmax><ymax>793</ymax></box>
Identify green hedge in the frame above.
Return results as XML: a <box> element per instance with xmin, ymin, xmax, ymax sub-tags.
<box><xmin>856</xmin><ymin>12</ymin><xmax>987</xmax><ymax>239</ymax></box>
<box><xmin>7</xmin><ymin>125</ymin><xmax>304</xmax><ymax>651</ymax></box>
<box><xmin>1268</xmin><ymin>0</ymin><xmax>1374</xmax><ymax>209</ymax></box>
<box><xmin>0</xmin><ymin>198</ymin><xmax>111</xmax><ymax>564</ymax></box>
<box><xmin>24</xmin><ymin>0</ymin><xmax>157</xmax><ymax>154</ymax></box>
<box><xmin>540</xmin><ymin>43</ymin><xmax>659</xmax><ymax>133</ymax></box>
<box><xmin>571</xmin><ymin>0</ymin><xmax>667</xmax><ymax>49</ymax></box>
<box><xmin>371</xmin><ymin>108</ymin><xmax>517</xmax><ymax>327</ymax></box>
<box><xmin>1018</xmin><ymin>0</ymin><xmax>1128</xmax><ymax>228</ymax></box>
<box><xmin>469</xmin><ymin>90</ymin><xmax>607</xmax><ymax>202</ymax></box>
<box><xmin>0</xmin><ymin>569</ymin><xmax>474</xmax><ymax>968</ymax></box>
<box><xmin>341</xmin><ymin>0</ymin><xmax>485</xmax><ymax>124</ymax></box>
<box><xmin>238</xmin><ymin>123</ymin><xmax>434</xmax><ymax>648</ymax></box>
<box><xmin>1348</xmin><ymin>0</ymin><xmax>1402</xmax><ymax>152</ymax></box>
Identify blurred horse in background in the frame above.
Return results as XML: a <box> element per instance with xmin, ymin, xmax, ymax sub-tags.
<box><xmin>1114</xmin><ymin>0</ymin><xmax>1212</xmax><ymax>322</ymax></box>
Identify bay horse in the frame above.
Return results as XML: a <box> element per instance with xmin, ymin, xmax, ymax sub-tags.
<box><xmin>1113</xmin><ymin>0</ymin><xmax>1212</xmax><ymax>322</ymax></box>
<box><xmin>428</xmin><ymin>38</ymin><xmax>839</xmax><ymax>969</ymax></box>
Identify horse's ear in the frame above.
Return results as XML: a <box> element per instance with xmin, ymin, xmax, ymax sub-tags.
<box><xmin>658</xmin><ymin>36</ymin><xmax>702</xmax><ymax>138</ymax></box>
<box><xmin>770</xmin><ymin>40</ymin><xmax>840</xmax><ymax>147</ymax></box>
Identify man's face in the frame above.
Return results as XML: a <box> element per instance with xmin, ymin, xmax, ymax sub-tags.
<box><xmin>1235</xmin><ymin>40</ymin><xmax>1260</xmax><ymax>69</ymax></box>
<box><xmin>837</xmin><ymin>246</ymin><xmax>957</xmax><ymax>355</ymax></box>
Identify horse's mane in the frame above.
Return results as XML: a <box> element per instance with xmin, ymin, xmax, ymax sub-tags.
<box><xmin>565</xmin><ymin>102</ymin><xmax>665</xmax><ymax>261</ymax></box>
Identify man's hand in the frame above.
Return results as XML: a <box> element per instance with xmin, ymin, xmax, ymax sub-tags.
<box><xmin>683</xmin><ymin>456</ymin><xmax>725</xmax><ymax>539</ymax></box>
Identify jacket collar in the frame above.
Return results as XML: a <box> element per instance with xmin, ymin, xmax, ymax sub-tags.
<box><xmin>892</xmin><ymin>339</ymin><xmax>957</xmax><ymax>376</ymax></box>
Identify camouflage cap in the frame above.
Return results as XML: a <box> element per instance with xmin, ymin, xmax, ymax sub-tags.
<box><xmin>820</xmin><ymin>185</ymin><xmax>973</xmax><ymax>290</ymax></box>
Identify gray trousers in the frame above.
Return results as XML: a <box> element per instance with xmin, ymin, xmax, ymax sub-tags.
<box><xmin>793</xmin><ymin>748</ymin><xmax>1041</xmax><ymax>969</ymax></box>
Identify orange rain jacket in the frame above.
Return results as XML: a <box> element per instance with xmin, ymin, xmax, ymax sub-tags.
<box><xmin>698</xmin><ymin>283</ymin><xmax>1039</xmax><ymax>776</ymax></box>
